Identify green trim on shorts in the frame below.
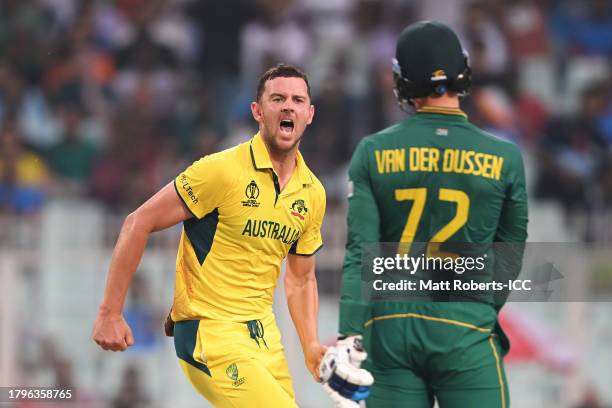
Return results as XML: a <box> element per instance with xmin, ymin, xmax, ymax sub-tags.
<box><xmin>174</xmin><ymin>320</ymin><xmax>212</xmax><ymax>377</ymax></box>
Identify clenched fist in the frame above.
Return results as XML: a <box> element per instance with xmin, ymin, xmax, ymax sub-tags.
<box><xmin>92</xmin><ymin>310</ymin><xmax>135</xmax><ymax>352</ymax></box>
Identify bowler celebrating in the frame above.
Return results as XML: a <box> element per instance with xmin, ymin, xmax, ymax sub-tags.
<box><xmin>93</xmin><ymin>64</ymin><xmax>328</xmax><ymax>408</ymax></box>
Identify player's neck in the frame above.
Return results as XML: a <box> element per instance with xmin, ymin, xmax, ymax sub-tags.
<box><xmin>272</xmin><ymin>156</ymin><xmax>297</xmax><ymax>191</ymax></box>
<box><xmin>268</xmin><ymin>146</ymin><xmax>298</xmax><ymax>191</ymax></box>
<box><xmin>415</xmin><ymin>93</ymin><xmax>460</xmax><ymax>110</ymax></box>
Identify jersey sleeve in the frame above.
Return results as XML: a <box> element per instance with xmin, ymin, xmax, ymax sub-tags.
<box><xmin>289</xmin><ymin>184</ymin><xmax>326</xmax><ymax>256</ymax></box>
<box><xmin>495</xmin><ymin>146</ymin><xmax>528</xmax><ymax>243</ymax></box>
<box><xmin>493</xmin><ymin>146</ymin><xmax>529</xmax><ymax>309</ymax></box>
<box><xmin>174</xmin><ymin>154</ymin><xmax>234</xmax><ymax>219</ymax></box>
<box><xmin>339</xmin><ymin>139</ymin><xmax>380</xmax><ymax>336</ymax></box>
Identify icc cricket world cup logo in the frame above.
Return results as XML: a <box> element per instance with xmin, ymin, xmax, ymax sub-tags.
<box><xmin>242</xmin><ymin>180</ymin><xmax>261</xmax><ymax>207</ymax></box>
<box><xmin>245</xmin><ymin>180</ymin><xmax>260</xmax><ymax>200</ymax></box>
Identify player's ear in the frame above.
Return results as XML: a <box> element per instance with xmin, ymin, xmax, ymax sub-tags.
<box><xmin>251</xmin><ymin>101</ymin><xmax>263</xmax><ymax>123</ymax></box>
<box><xmin>307</xmin><ymin>104</ymin><xmax>314</xmax><ymax>125</ymax></box>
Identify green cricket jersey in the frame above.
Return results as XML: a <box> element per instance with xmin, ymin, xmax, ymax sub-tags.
<box><xmin>339</xmin><ymin>106</ymin><xmax>528</xmax><ymax>336</ymax></box>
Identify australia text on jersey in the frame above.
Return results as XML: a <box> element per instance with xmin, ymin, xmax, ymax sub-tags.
<box><xmin>241</xmin><ymin>218</ymin><xmax>301</xmax><ymax>245</ymax></box>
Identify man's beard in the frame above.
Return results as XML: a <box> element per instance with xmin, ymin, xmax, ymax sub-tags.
<box><xmin>262</xmin><ymin>126</ymin><xmax>302</xmax><ymax>157</ymax></box>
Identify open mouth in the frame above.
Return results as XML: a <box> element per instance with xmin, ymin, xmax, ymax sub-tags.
<box><xmin>280</xmin><ymin>119</ymin><xmax>294</xmax><ymax>134</ymax></box>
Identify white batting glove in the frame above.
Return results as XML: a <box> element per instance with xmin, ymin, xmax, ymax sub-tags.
<box><xmin>319</xmin><ymin>336</ymin><xmax>374</xmax><ymax>407</ymax></box>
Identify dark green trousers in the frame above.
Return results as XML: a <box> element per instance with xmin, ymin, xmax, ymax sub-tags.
<box><xmin>363</xmin><ymin>302</ymin><xmax>509</xmax><ymax>408</ymax></box>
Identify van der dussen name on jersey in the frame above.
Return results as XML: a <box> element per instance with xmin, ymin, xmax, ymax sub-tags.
<box><xmin>374</xmin><ymin>147</ymin><xmax>504</xmax><ymax>181</ymax></box>
<box><xmin>180</xmin><ymin>174</ymin><xmax>199</xmax><ymax>204</ymax></box>
<box><xmin>241</xmin><ymin>219</ymin><xmax>300</xmax><ymax>244</ymax></box>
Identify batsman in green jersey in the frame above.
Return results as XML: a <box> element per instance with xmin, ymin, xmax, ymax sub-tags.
<box><xmin>338</xmin><ymin>21</ymin><xmax>528</xmax><ymax>408</ymax></box>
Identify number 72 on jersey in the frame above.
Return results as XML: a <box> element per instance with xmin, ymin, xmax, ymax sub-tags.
<box><xmin>395</xmin><ymin>188</ymin><xmax>469</xmax><ymax>256</ymax></box>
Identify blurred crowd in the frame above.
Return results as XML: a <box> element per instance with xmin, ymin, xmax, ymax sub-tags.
<box><xmin>2</xmin><ymin>2</ymin><xmax>611</xmax><ymax>406</ymax></box>
<box><xmin>0</xmin><ymin>0</ymin><xmax>611</xmax><ymax>219</ymax></box>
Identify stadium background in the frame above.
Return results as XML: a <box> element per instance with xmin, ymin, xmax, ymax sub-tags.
<box><xmin>0</xmin><ymin>0</ymin><xmax>611</xmax><ymax>407</ymax></box>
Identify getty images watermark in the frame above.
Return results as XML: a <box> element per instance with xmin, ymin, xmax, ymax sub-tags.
<box><xmin>361</xmin><ymin>243</ymin><xmax>612</xmax><ymax>304</ymax></box>
<box><xmin>371</xmin><ymin>252</ymin><xmax>532</xmax><ymax>293</ymax></box>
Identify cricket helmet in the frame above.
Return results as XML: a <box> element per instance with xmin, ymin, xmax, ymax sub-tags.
<box><xmin>392</xmin><ymin>20</ymin><xmax>471</xmax><ymax>106</ymax></box>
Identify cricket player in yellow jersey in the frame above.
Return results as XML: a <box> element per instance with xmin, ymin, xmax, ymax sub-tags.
<box><xmin>92</xmin><ymin>64</ymin><xmax>329</xmax><ymax>407</ymax></box>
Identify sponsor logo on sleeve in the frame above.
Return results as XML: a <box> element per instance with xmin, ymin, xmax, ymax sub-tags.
<box><xmin>180</xmin><ymin>174</ymin><xmax>199</xmax><ymax>204</ymax></box>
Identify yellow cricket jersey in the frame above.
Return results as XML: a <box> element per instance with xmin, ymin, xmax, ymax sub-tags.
<box><xmin>171</xmin><ymin>132</ymin><xmax>326</xmax><ymax>322</ymax></box>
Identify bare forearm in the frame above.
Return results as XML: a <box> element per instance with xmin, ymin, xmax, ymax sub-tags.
<box><xmin>98</xmin><ymin>183</ymin><xmax>192</xmax><ymax>315</ymax></box>
<box><xmin>93</xmin><ymin>183</ymin><xmax>191</xmax><ymax>352</ymax></box>
<box><xmin>99</xmin><ymin>213</ymin><xmax>151</xmax><ymax>314</ymax></box>
<box><xmin>286</xmin><ymin>276</ymin><xmax>320</xmax><ymax>350</ymax></box>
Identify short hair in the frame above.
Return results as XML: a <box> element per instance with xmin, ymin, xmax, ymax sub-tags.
<box><xmin>256</xmin><ymin>63</ymin><xmax>311</xmax><ymax>102</ymax></box>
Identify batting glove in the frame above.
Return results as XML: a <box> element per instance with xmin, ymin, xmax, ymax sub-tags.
<box><xmin>319</xmin><ymin>336</ymin><xmax>374</xmax><ymax>407</ymax></box>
